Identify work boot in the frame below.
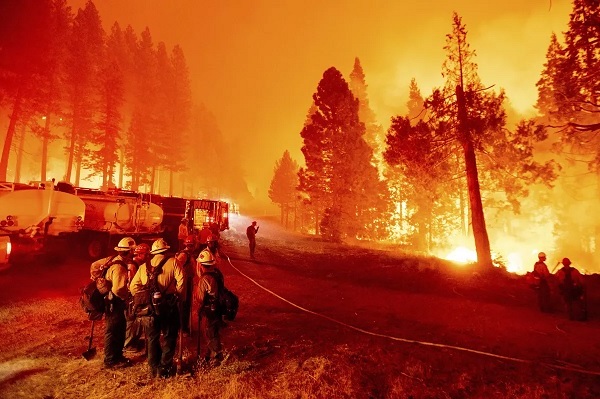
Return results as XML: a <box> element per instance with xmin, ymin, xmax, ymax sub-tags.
<box><xmin>158</xmin><ymin>364</ymin><xmax>174</xmax><ymax>379</ymax></box>
<box><xmin>104</xmin><ymin>357</ymin><xmax>132</xmax><ymax>369</ymax></box>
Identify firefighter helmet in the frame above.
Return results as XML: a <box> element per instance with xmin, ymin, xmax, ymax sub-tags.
<box><xmin>150</xmin><ymin>238</ymin><xmax>170</xmax><ymax>255</ymax></box>
<box><xmin>538</xmin><ymin>252</ymin><xmax>546</xmax><ymax>259</ymax></box>
<box><xmin>115</xmin><ymin>237</ymin><xmax>136</xmax><ymax>252</ymax></box>
<box><xmin>184</xmin><ymin>235</ymin><xmax>196</xmax><ymax>246</ymax></box>
<box><xmin>197</xmin><ymin>249</ymin><xmax>216</xmax><ymax>265</ymax></box>
<box><xmin>206</xmin><ymin>234</ymin><xmax>215</xmax><ymax>243</ymax></box>
<box><xmin>134</xmin><ymin>243</ymin><xmax>150</xmax><ymax>256</ymax></box>
<box><xmin>562</xmin><ymin>257</ymin><xmax>572</xmax><ymax>266</ymax></box>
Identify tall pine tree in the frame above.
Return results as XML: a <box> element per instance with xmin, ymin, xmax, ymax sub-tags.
<box><xmin>299</xmin><ymin>67</ymin><xmax>381</xmax><ymax>241</ymax></box>
<box><xmin>269</xmin><ymin>150</ymin><xmax>299</xmax><ymax>228</ymax></box>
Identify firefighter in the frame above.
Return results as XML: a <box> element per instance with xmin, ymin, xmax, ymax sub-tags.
<box><xmin>197</xmin><ymin>223</ymin><xmax>212</xmax><ymax>252</ymax></box>
<box><xmin>246</xmin><ymin>221</ymin><xmax>259</xmax><ymax>260</ymax></box>
<box><xmin>176</xmin><ymin>235</ymin><xmax>196</xmax><ymax>336</ymax></box>
<box><xmin>554</xmin><ymin>257</ymin><xmax>586</xmax><ymax>321</ymax></box>
<box><xmin>178</xmin><ymin>219</ymin><xmax>189</xmax><ymax>251</ymax></box>
<box><xmin>124</xmin><ymin>243</ymin><xmax>150</xmax><ymax>353</ymax></box>
<box><xmin>532</xmin><ymin>252</ymin><xmax>553</xmax><ymax>313</ymax></box>
<box><xmin>90</xmin><ymin>236</ymin><xmax>136</xmax><ymax>369</ymax></box>
<box><xmin>196</xmin><ymin>249</ymin><xmax>225</xmax><ymax>368</ymax></box>
<box><xmin>130</xmin><ymin>238</ymin><xmax>186</xmax><ymax>378</ymax></box>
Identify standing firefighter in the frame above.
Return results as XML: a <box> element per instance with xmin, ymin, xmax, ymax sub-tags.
<box><xmin>178</xmin><ymin>219</ymin><xmax>189</xmax><ymax>251</ymax></box>
<box><xmin>176</xmin><ymin>235</ymin><xmax>196</xmax><ymax>336</ymax></box>
<box><xmin>124</xmin><ymin>243</ymin><xmax>150</xmax><ymax>353</ymax></box>
<box><xmin>246</xmin><ymin>221</ymin><xmax>259</xmax><ymax>260</ymax></box>
<box><xmin>90</xmin><ymin>236</ymin><xmax>136</xmax><ymax>369</ymax></box>
<box><xmin>532</xmin><ymin>252</ymin><xmax>553</xmax><ymax>313</ymax></box>
<box><xmin>555</xmin><ymin>257</ymin><xmax>587</xmax><ymax>321</ymax></box>
<box><xmin>130</xmin><ymin>238</ymin><xmax>186</xmax><ymax>378</ymax></box>
<box><xmin>196</xmin><ymin>249</ymin><xmax>225</xmax><ymax>368</ymax></box>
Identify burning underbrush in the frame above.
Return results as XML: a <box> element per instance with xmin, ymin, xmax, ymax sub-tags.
<box><xmin>0</xmin><ymin>215</ymin><xmax>599</xmax><ymax>398</ymax></box>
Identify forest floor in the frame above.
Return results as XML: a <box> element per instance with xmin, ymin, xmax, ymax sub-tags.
<box><xmin>0</xmin><ymin>214</ymin><xmax>600</xmax><ymax>399</ymax></box>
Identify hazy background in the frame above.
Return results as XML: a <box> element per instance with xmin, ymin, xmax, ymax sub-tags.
<box><xmin>65</xmin><ymin>0</ymin><xmax>570</xmax><ymax>206</ymax></box>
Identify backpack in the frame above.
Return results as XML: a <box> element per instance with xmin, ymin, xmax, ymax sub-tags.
<box><xmin>203</xmin><ymin>269</ymin><xmax>239</xmax><ymax>321</ymax></box>
<box><xmin>560</xmin><ymin>267</ymin><xmax>584</xmax><ymax>300</ymax></box>
<box><xmin>130</xmin><ymin>256</ymin><xmax>171</xmax><ymax>318</ymax></box>
<box><xmin>79</xmin><ymin>256</ymin><xmax>127</xmax><ymax>320</ymax></box>
<box><xmin>220</xmin><ymin>286</ymin><xmax>239</xmax><ymax>321</ymax></box>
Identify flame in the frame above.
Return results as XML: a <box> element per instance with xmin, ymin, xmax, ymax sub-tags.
<box><xmin>443</xmin><ymin>246</ymin><xmax>532</xmax><ymax>275</ymax></box>
<box><xmin>444</xmin><ymin>246</ymin><xmax>477</xmax><ymax>264</ymax></box>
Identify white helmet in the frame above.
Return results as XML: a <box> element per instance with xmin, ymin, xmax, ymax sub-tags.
<box><xmin>197</xmin><ymin>249</ymin><xmax>216</xmax><ymax>265</ymax></box>
<box><xmin>114</xmin><ymin>237</ymin><xmax>136</xmax><ymax>252</ymax></box>
<box><xmin>150</xmin><ymin>238</ymin><xmax>170</xmax><ymax>255</ymax></box>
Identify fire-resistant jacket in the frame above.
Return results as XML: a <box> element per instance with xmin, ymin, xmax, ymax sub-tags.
<box><xmin>555</xmin><ymin>265</ymin><xmax>584</xmax><ymax>287</ymax></box>
<box><xmin>196</xmin><ymin>265</ymin><xmax>224</xmax><ymax>306</ymax></box>
<box><xmin>176</xmin><ymin>249</ymin><xmax>196</xmax><ymax>279</ymax></box>
<box><xmin>90</xmin><ymin>254</ymin><xmax>131</xmax><ymax>301</ymax></box>
<box><xmin>129</xmin><ymin>253</ymin><xmax>186</xmax><ymax>301</ymax></box>
<box><xmin>533</xmin><ymin>261</ymin><xmax>551</xmax><ymax>279</ymax></box>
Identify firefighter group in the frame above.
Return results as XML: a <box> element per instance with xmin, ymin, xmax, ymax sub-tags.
<box><xmin>91</xmin><ymin>222</ymin><xmax>226</xmax><ymax>378</ymax></box>
<box><xmin>529</xmin><ymin>252</ymin><xmax>587</xmax><ymax>321</ymax></box>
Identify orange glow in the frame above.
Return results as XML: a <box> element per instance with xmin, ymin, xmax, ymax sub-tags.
<box><xmin>65</xmin><ymin>0</ymin><xmax>572</xmax><ymax>206</ymax></box>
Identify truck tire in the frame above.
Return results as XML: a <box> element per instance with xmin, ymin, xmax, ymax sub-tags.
<box><xmin>87</xmin><ymin>237</ymin><xmax>107</xmax><ymax>260</ymax></box>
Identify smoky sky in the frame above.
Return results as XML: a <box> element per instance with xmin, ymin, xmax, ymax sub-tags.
<box><xmin>68</xmin><ymin>0</ymin><xmax>570</xmax><ymax>203</ymax></box>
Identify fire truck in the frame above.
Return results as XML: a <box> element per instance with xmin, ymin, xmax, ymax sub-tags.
<box><xmin>151</xmin><ymin>196</ymin><xmax>230</xmax><ymax>249</ymax></box>
<box><xmin>0</xmin><ymin>180</ymin><xmax>231</xmax><ymax>265</ymax></box>
<box><xmin>53</xmin><ymin>182</ymin><xmax>165</xmax><ymax>258</ymax></box>
<box><xmin>0</xmin><ymin>181</ymin><xmax>86</xmax><ymax>265</ymax></box>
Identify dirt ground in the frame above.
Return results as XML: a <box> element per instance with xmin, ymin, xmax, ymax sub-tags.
<box><xmin>0</xmin><ymin>214</ymin><xmax>600</xmax><ymax>399</ymax></box>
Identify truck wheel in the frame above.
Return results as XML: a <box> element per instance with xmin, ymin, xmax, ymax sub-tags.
<box><xmin>87</xmin><ymin>238</ymin><xmax>106</xmax><ymax>259</ymax></box>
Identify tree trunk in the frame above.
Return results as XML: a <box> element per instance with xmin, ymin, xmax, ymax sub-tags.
<box><xmin>118</xmin><ymin>147</ymin><xmax>124</xmax><ymax>188</ymax></box>
<box><xmin>15</xmin><ymin>123</ymin><xmax>26</xmax><ymax>183</ymax></box>
<box><xmin>75</xmin><ymin>152</ymin><xmax>81</xmax><ymax>186</ymax></box>
<box><xmin>457</xmin><ymin>85</ymin><xmax>492</xmax><ymax>268</ymax></box>
<box><xmin>65</xmin><ymin>124</ymin><xmax>76</xmax><ymax>183</ymax></box>
<box><xmin>0</xmin><ymin>90</ymin><xmax>22</xmax><ymax>181</ymax></box>
<box><xmin>41</xmin><ymin>115</ymin><xmax>50</xmax><ymax>182</ymax></box>
<box><xmin>150</xmin><ymin>166</ymin><xmax>156</xmax><ymax>194</ymax></box>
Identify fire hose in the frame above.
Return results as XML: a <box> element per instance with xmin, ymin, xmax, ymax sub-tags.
<box><xmin>224</xmin><ymin>255</ymin><xmax>600</xmax><ymax>378</ymax></box>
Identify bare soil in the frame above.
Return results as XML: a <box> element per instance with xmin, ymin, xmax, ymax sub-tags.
<box><xmin>1</xmin><ymin>214</ymin><xmax>599</xmax><ymax>399</ymax></box>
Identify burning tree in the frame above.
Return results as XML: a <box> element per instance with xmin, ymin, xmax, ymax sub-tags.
<box><xmin>422</xmin><ymin>13</ymin><xmax>556</xmax><ymax>266</ymax></box>
<box><xmin>536</xmin><ymin>0</ymin><xmax>600</xmax><ymax>262</ymax></box>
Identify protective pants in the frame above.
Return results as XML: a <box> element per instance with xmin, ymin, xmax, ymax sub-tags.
<box><xmin>145</xmin><ymin>302</ymin><xmax>180</xmax><ymax>377</ymax></box>
<box><xmin>104</xmin><ymin>297</ymin><xmax>126</xmax><ymax>366</ymax></box>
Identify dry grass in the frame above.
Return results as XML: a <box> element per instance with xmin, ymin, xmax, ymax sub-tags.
<box><xmin>1</xmin><ymin>216</ymin><xmax>600</xmax><ymax>398</ymax></box>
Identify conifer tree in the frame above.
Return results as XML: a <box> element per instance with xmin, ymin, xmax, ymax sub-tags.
<box><xmin>64</xmin><ymin>0</ymin><xmax>104</xmax><ymax>186</ymax></box>
<box><xmin>125</xmin><ymin>27</ymin><xmax>158</xmax><ymax>191</ymax></box>
<box><xmin>425</xmin><ymin>13</ymin><xmax>502</xmax><ymax>266</ymax></box>
<box><xmin>0</xmin><ymin>0</ymin><xmax>54</xmax><ymax>181</ymax></box>
<box><xmin>348</xmin><ymin>57</ymin><xmax>384</xmax><ymax>166</ymax></box>
<box><xmin>406</xmin><ymin>78</ymin><xmax>425</xmax><ymax>121</ymax></box>
<box><xmin>85</xmin><ymin>21</ymin><xmax>124</xmax><ymax>188</ymax></box>
<box><xmin>299</xmin><ymin>67</ymin><xmax>381</xmax><ymax>241</ymax></box>
<box><xmin>269</xmin><ymin>150</ymin><xmax>299</xmax><ymax>227</ymax></box>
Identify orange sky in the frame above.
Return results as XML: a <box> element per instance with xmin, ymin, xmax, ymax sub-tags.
<box><xmin>70</xmin><ymin>0</ymin><xmax>571</xmax><ymax>203</ymax></box>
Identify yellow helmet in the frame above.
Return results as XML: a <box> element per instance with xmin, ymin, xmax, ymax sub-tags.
<box><xmin>150</xmin><ymin>238</ymin><xmax>170</xmax><ymax>255</ymax></box>
<box><xmin>197</xmin><ymin>249</ymin><xmax>216</xmax><ymax>265</ymax></box>
<box><xmin>115</xmin><ymin>237</ymin><xmax>136</xmax><ymax>252</ymax></box>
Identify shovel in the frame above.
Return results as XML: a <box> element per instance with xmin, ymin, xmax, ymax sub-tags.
<box><xmin>82</xmin><ymin>320</ymin><xmax>97</xmax><ymax>360</ymax></box>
